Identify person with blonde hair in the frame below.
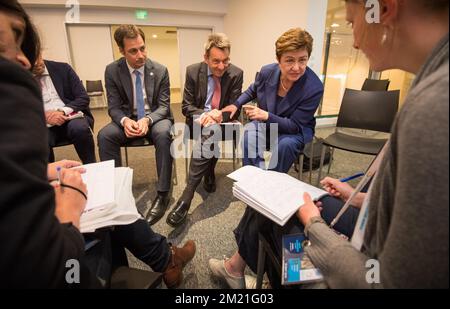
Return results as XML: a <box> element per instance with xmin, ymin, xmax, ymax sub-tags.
<box><xmin>165</xmin><ymin>33</ymin><xmax>243</xmax><ymax>228</ymax></box>
<box><xmin>295</xmin><ymin>0</ymin><xmax>448</xmax><ymax>288</ymax></box>
<box><xmin>223</xmin><ymin>28</ymin><xmax>323</xmax><ymax>173</ymax></box>
<box><xmin>213</xmin><ymin>0</ymin><xmax>448</xmax><ymax>289</ymax></box>
<box><xmin>210</xmin><ymin>28</ymin><xmax>323</xmax><ymax>288</ymax></box>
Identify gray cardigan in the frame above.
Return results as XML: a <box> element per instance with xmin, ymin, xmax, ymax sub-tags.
<box><xmin>305</xmin><ymin>34</ymin><xmax>449</xmax><ymax>288</ymax></box>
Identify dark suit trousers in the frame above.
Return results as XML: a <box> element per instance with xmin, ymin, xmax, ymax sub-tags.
<box><xmin>111</xmin><ymin>219</ymin><xmax>171</xmax><ymax>272</ymax></box>
<box><xmin>48</xmin><ymin>118</ymin><xmax>96</xmax><ymax>164</ymax></box>
<box><xmin>179</xmin><ymin>124</ymin><xmax>224</xmax><ymax>203</ymax></box>
<box><xmin>84</xmin><ymin>219</ymin><xmax>170</xmax><ymax>284</ymax></box>
<box><xmin>234</xmin><ymin>195</ymin><xmax>360</xmax><ymax>288</ymax></box>
<box><xmin>97</xmin><ymin>119</ymin><xmax>173</xmax><ymax>192</ymax></box>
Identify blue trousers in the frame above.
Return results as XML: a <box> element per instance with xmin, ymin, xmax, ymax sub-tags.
<box><xmin>242</xmin><ymin>121</ymin><xmax>304</xmax><ymax>173</ymax></box>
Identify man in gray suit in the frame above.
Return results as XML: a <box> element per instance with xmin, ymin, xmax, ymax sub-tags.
<box><xmin>98</xmin><ymin>25</ymin><xmax>173</xmax><ymax>224</ymax></box>
<box><xmin>166</xmin><ymin>33</ymin><xmax>243</xmax><ymax>227</ymax></box>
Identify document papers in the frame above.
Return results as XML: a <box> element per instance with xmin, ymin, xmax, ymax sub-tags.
<box><xmin>228</xmin><ymin>166</ymin><xmax>327</xmax><ymax>226</ymax></box>
<box><xmin>78</xmin><ymin>160</ymin><xmax>141</xmax><ymax>233</ymax></box>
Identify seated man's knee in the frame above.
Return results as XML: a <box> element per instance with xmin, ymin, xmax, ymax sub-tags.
<box><xmin>277</xmin><ymin>137</ymin><xmax>303</xmax><ymax>156</ymax></box>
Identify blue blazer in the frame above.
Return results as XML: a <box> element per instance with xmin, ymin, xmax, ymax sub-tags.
<box><xmin>44</xmin><ymin>60</ymin><xmax>94</xmax><ymax>128</ymax></box>
<box><xmin>235</xmin><ymin>63</ymin><xmax>323</xmax><ymax>144</ymax></box>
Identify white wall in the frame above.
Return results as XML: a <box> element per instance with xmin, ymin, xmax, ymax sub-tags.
<box><xmin>25</xmin><ymin>5</ymin><xmax>225</xmax><ymax>64</ymax></box>
<box><xmin>25</xmin><ymin>0</ymin><xmax>328</xmax><ymax>91</ymax></box>
<box><xmin>178</xmin><ymin>28</ymin><xmax>212</xmax><ymax>90</ymax></box>
<box><xmin>21</xmin><ymin>0</ymin><xmax>228</xmax><ymax>15</ymax></box>
<box><xmin>148</xmin><ymin>39</ymin><xmax>181</xmax><ymax>89</ymax></box>
<box><xmin>224</xmin><ymin>0</ymin><xmax>327</xmax><ymax>88</ymax></box>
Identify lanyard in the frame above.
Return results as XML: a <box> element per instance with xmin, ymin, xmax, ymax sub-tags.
<box><xmin>329</xmin><ymin>141</ymin><xmax>390</xmax><ymax>250</ymax></box>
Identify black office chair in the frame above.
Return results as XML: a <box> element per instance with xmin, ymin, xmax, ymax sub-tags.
<box><xmin>121</xmin><ymin>137</ymin><xmax>178</xmax><ymax>185</ymax></box>
<box><xmin>361</xmin><ymin>78</ymin><xmax>390</xmax><ymax>91</ymax></box>
<box><xmin>86</xmin><ymin>80</ymin><xmax>107</xmax><ymax>108</ymax></box>
<box><xmin>49</xmin><ymin>137</ymin><xmax>74</xmax><ymax>163</ymax></box>
<box><xmin>316</xmin><ymin>88</ymin><xmax>399</xmax><ymax>185</ymax></box>
<box><xmin>256</xmin><ymin>232</ymin><xmax>281</xmax><ymax>289</ymax></box>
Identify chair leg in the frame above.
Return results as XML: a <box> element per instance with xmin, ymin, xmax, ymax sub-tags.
<box><xmin>185</xmin><ymin>156</ymin><xmax>189</xmax><ymax>185</ymax></box>
<box><xmin>232</xmin><ymin>142</ymin><xmax>236</xmax><ymax>170</ymax></box>
<box><xmin>298</xmin><ymin>154</ymin><xmax>304</xmax><ymax>180</ymax></box>
<box><xmin>327</xmin><ymin>148</ymin><xmax>335</xmax><ymax>175</ymax></box>
<box><xmin>316</xmin><ymin>144</ymin><xmax>327</xmax><ymax>186</ymax></box>
<box><xmin>256</xmin><ymin>234</ymin><xmax>266</xmax><ymax>289</ymax></box>
<box><xmin>172</xmin><ymin>160</ymin><xmax>178</xmax><ymax>186</ymax></box>
<box><xmin>309</xmin><ymin>141</ymin><xmax>314</xmax><ymax>184</ymax></box>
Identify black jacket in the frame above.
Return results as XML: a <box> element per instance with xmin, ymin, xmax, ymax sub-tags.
<box><xmin>44</xmin><ymin>59</ymin><xmax>94</xmax><ymax>128</ymax></box>
<box><xmin>181</xmin><ymin>62</ymin><xmax>243</xmax><ymax>131</ymax></box>
<box><xmin>0</xmin><ymin>57</ymin><xmax>99</xmax><ymax>288</ymax></box>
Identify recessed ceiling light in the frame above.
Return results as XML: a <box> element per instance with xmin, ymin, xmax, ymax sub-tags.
<box><xmin>152</xmin><ymin>34</ymin><xmax>158</xmax><ymax>38</ymax></box>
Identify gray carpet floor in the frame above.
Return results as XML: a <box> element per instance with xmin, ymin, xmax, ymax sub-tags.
<box><xmin>53</xmin><ymin>104</ymin><xmax>380</xmax><ymax>289</ymax></box>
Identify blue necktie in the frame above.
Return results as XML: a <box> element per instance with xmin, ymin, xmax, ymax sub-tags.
<box><xmin>134</xmin><ymin>70</ymin><xmax>146</xmax><ymax>120</ymax></box>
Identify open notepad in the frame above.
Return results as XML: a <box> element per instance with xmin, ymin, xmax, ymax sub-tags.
<box><xmin>228</xmin><ymin>166</ymin><xmax>327</xmax><ymax>226</ymax></box>
<box><xmin>77</xmin><ymin>160</ymin><xmax>141</xmax><ymax>233</ymax></box>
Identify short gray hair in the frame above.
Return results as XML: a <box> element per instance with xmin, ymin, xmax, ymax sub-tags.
<box><xmin>204</xmin><ymin>33</ymin><xmax>231</xmax><ymax>56</ymax></box>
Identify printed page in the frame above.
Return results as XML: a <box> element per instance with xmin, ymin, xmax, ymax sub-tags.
<box><xmin>78</xmin><ymin>160</ymin><xmax>115</xmax><ymax>211</ymax></box>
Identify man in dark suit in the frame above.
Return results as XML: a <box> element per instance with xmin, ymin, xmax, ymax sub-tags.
<box><xmin>33</xmin><ymin>56</ymin><xmax>96</xmax><ymax>164</ymax></box>
<box><xmin>97</xmin><ymin>25</ymin><xmax>173</xmax><ymax>225</ymax></box>
<box><xmin>166</xmin><ymin>33</ymin><xmax>243</xmax><ymax>227</ymax></box>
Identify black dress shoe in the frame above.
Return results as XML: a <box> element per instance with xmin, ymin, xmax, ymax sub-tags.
<box><xmin>166</xmin><ymin>200</ymin><xmax>191</xmax><ymax>228</ymax></box>
<box><xmin>203</xmin><ymin>174</ymin><xmax>216</xmax><ymax>193</ymax></box>
<box><xmin>146</xmin><ymin>194</ymin><xmax>170</xmax><ymax>225</ymax></box>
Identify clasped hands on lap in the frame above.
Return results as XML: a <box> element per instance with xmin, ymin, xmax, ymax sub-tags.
<box><xmin>48</xmin><ymin>160</ymin><xmax>88</xmax><ymax>230</ymax></box>
<box><xmin>123</xmin><ymin>117</ymin><xmax>150</xmax><ymax>138</ymax></box>
<box><xmin>45</xmin><ymin>110</ymin><xmax>67</xmax><ymax>126</ymax></box>
<box><xmin>195</xmin><ymin>109</ymin><xmax>223</xmax><ymax>127</ymax></box>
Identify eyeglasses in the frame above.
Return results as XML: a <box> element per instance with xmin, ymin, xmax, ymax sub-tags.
<box><xmin>210</xmin><ymin>58</ymin><xmax>230</xmax><ymax>66</ymax></box>
<box><xmin>282</xmin><ymin>58</ymin><xmax>309</xmax><ymax>68</ymax></box>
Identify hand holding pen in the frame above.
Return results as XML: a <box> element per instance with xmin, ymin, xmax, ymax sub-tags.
<box><xmin>47</xmin><ymin>159</ymin><xmax>85</xmax><ymax>181</ymax></box>
<box><xmin>51</xmin><ymin>166</ymin><xmax>88</xmax><ymax>229</ymax></box>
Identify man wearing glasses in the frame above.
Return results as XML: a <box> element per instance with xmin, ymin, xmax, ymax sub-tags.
<box><xmin>165</xmin><ymin>33</ymin><xmax>243</xmax><ymax>228</ymax></box>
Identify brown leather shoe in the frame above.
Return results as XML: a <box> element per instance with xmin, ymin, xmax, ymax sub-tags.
<box><xmin>163</xmin><ymin>240</ymin><xmax>196</xmax><ymax>288</ymax></box>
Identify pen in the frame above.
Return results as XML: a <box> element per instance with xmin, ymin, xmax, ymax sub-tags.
<box><xmin>340</xmin><ymin>172</ymin><xmax>364</xmax><ymax>183</ymax></box>
<box><xmin>56</xmin><ymin>166</ymin><xmax>62</xmax><ymax>186</ymax></box>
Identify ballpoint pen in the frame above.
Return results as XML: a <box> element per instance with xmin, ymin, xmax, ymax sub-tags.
<box><xmin>340</xmin><ymin>172</ymin><xmax>364</xmax><ymax>183</ymax></box>
<box><xmin>56</xmin><ymin>166</ymin><xmax>62</xmax><ymax>190</ymax></box>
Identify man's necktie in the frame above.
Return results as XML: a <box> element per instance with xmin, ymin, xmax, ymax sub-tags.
<box><xmin>134</xmin><ymin>70</ymin><xmax>146</xmax><ymax>120</ymax></box>
<box><xmin>211</xmin><ymin>76</ymin><xmax>221</xmax><ymax>110</ymax></box>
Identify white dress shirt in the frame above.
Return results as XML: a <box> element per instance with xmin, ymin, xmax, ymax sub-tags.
<box><xmin>38</xmin><ymin>66</ymin><xmax>73</xmax><ymax>115</ymax></box>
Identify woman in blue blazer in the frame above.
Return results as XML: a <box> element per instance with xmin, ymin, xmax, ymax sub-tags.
<box><xmin>211</xmin><ymin>28</ymin><xmax>323</xmax><ymax>288</ymax></box>
<box><xmin>223</xmin><ymin>28</ymin><xmax>323</xmax><ymax>173</ymax></box>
